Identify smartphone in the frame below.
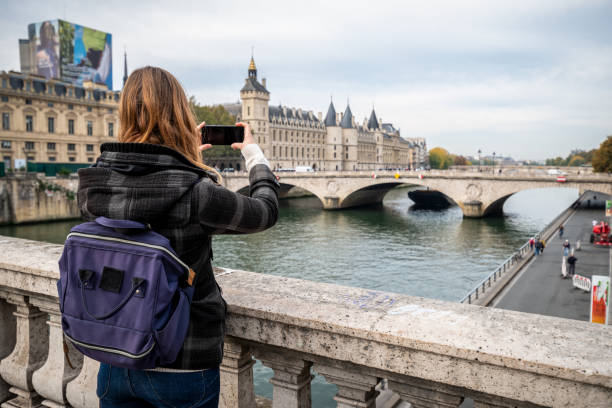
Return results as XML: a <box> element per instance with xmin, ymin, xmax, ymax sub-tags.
<box><xmin>201</xmin><ymin>125</ymin><xmax>245</xmax><ymax>145</ymax></box>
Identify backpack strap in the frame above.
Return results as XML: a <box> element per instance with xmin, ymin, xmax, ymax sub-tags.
<box><xmin>95</xmin><ymin>217</ymin><xmax>150</xmax><ymax>232</ymax></box>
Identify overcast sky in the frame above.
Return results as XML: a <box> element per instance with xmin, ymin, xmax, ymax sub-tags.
<box><xmin>2</xmin><ymin>0</ymin><xmax>611</xmax><ymax>160</ymax></box>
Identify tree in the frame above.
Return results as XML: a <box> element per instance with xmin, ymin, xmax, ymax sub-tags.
<box><xmin>453</xmin><ymin>155</ymin><xmax>469</xmax><ymax>166</ymax></box>
<box><xmin>567</xmin><ymin>155</ymin><xmax>585</xmax><ymax>167</ymax></box>
<box><xmin>429</xmin><ymin>147</ymin><xmax>453</xmax><ymax>169</ymax></box>
<box><xmin>592</xmin><ymin>136</ymin><xmax>612</xmax><ymax>173</ymax></box>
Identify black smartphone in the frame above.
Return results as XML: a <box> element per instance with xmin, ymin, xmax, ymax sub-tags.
<box><xmin>201</xmin><ymin>125</ymin><xmax>245</xmax><ymax>145</ymax></box>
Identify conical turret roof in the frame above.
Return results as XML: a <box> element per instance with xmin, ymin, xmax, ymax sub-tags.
<box><xmin>367</xmin><ymin>108</ymin><xmax>379</xmax><ymax>130</ymax></box>
<box><xmin>324</xmin><ymin>101</ymin><xmax>337</xmax><ymax>126</ymax></box>
<box><xmin>340</xmin><ymin>104</ymin><xmax>354</xmax><ymax>128</ymax></box>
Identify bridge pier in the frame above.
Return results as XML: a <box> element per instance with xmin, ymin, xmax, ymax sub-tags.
<box><xmin>460</xmin><ymin>201</ymin><xmax>484</xmax><ymax>218</ymax></box>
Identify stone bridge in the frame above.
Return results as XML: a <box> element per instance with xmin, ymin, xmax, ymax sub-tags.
<box><xmin>0</xmin><ymin>236</ymin><xmax>611</xmax><ymax>407</ymax></box>
<box><xmin>223</xmin><ymin>169</ymin><xmax>612</xmax><ymax>217</ymax></box>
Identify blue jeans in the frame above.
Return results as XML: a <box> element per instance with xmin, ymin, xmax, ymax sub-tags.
<box><xmin>97</xmin><ymin>363</ymin><xmax>220</xmax><ymax>408</ymax></box>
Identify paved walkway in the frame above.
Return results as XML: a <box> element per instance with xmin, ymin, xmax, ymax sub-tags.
<box><xmin>493</xmin><ymin>208</ymin><xmax>610</xmax><ymax>321</ymax></box>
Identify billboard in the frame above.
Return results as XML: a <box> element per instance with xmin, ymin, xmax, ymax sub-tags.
<box><xmin>27</xmin><ymin>20</ymin><xmax>112</xmax><ymax>89</ymax></box>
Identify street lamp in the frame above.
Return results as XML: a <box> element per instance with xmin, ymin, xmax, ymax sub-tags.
<box><xmin>478</xmin><ymin>149</ymin><xmax>481</xmax><ymax>171</ymax></box>
<box><xmin>492</xmin><ymin>152</ymin><xmax>496</xmax><ymax>173</ymax></box>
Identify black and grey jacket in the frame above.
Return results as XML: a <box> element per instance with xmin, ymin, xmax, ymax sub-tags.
<box><xmin>77</xmin><ymin>142</ymin><xmax>279</xmax><ymax>370</ymax></box>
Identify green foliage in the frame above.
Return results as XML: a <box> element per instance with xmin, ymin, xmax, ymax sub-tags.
<box><xmin>189</xmin><ymin>97</ymin><xmax>241</xmax><ymax>158</ymax></box>
<box><xmin>592</xmin><ymin>136</ymin><xmax>612</xmax><ymax>173</ymax></box>
<box><xmin>545</xmin><ymin>147</ymin><xmax>597</xmax><ymax>166</ymax></box>
<box><xmin>567</xmin><ymin>155</ymin><xmax>585</xmax><ymax>167</ymax></box>
<box><xmin>428</xmin><ymin>147</ymin><xmax>453</xmax><ymax>169</ymax></box>
<box><xmin>57</xmin><ymin>167</ymin><xmax>71</xmax><ymax>178</ymax></box>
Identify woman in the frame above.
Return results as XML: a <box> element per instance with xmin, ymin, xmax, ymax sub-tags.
<box><xmin>77</xmin><ymin>66</ymin><xmax>279</xmax><ymax>407</ymax></box>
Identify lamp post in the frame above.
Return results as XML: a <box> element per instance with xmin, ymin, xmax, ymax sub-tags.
<box><xmin>492</xmin><ymin>152</ymin><xmax>496</xmax><ymax>173</ymax></box>
<box><xmin>478</xmin><ymin>149</ymin><xmax>481</xmax><ymax>172</ymax></box>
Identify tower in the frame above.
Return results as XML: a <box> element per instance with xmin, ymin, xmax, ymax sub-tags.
<box><xmin>239</xmin><ymin>56</ymin><xmax>270</xmax><ymax>149</ymax></box>
<box><xmin>340</xmin><ymin>102</ymin><xmax>358</xmax><ymax>171</ymax></box>
<box><xmin>324</xmin><ymin>100</ymin><xmax>342</xmax><ymax>171</ymax></box>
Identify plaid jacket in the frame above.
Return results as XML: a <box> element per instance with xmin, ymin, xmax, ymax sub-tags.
<box><xmin>77</xmin><ymin>142</ymin><xmax>279</xmax><ymax>370</ymax></box>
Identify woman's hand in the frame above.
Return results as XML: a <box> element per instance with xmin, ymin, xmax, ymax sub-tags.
<box><xmin>231</xmin><ymin>122</ymin><xmax>256</xmax><ymax>151</ymax></box>
<box><xmin>196</xmin><ymin>121</ymin><xmax>213</xmax><ymax>151</ymax></box>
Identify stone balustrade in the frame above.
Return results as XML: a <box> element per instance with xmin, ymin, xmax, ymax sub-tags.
<box><xmin>1</xmin><ymin>236</ymin><xmax>611</xmax><ymax>408</ymax></box>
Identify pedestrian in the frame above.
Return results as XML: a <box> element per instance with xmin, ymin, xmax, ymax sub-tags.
<box><xmin>541</xmin><ymin>238</ymin><xmax>546</xmax><ymax>253</ymax></box>
<box><xmin>561</xmin><ymin>256</ymin><xmax>568</xmax><ymax>279</ymax></box>
<box><xmin>559</xmin><ymin>224</ymin><xmax>564</xmax><ymax>238</ymax></box>
<box><xmin>529</xmin><ymin>237</ymin><xmax>535</xmax><ymax>250</ymax></box>
<box><xmin>562</xmin><ymin>239</ymin><xmax>571</xmax><ymax>257</ymax></box>
<box><xmin>567</xmin><ymin>251</ymin><xmax>577</xmax><ymax>276</ymax></box>
<box><xmin>77</xmin><ymin>67</ymin><xmax>279</xmax><ymax>408</ymax></box>
<box><xmin>535</xmin><ymin>239</ymin><xmax>541</xmax><ymax>256</ymax></box>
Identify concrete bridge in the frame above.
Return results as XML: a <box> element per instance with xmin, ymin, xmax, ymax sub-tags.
<box><xmin>223</xmin><ymin>168</ymin><xmax>612</xmax><ymax>217</ymax></box>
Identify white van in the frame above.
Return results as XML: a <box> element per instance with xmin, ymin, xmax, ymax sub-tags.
<box><xmin>547</xmin><ymin>169</ymin><xmax>566</xmax><ymax>176</ymax></box>
<box><xmin>295</xmin><ymin>166</ymin><xmax>314</xmax><ymax>173</ymax></box>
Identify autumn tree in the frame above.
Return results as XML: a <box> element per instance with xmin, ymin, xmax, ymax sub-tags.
<box><xmin>428</xmin><ymin>147</ymin><xmax>453</xmax><ymax>169</ymax></box>
<box><xmin>592</xmin><ymin>136</ymin><xmax>612</xmax><ymax>173</ymax></box>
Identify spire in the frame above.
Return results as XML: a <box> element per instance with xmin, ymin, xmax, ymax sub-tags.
<box><xmin>340</xmin><ymin>102</ymin><xmax>354</xmax><ymax>128</ymax></box>
<box><xmin>248</xmin><ymin>48</ymin><xmax>257</xmax><ymax>79</ymax></box>
<box><xmin>122</xmin><ymin>48</ymin><xmax>128</xmax><ymax>88</ymax></box>
<box><xmin>367</xmin><ymin>108</ymin><xmax>379</xmax><ymax>130</ymax></box>
<box><xmin>324</xmin><ymin>100</ymin><xmax>337</xmax><ymax>126</ymax></box>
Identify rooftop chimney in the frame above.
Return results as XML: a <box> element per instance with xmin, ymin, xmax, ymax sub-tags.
<box><xmin>262</xmin><ymin>78</ymin><xmax>266</xmax><ymax>88</ymax></box>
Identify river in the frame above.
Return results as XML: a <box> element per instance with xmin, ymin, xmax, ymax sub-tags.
<box><xmin>0</xmin><ymin>186</ymin><xmax>579</xmax><ymax>406</ymax></box>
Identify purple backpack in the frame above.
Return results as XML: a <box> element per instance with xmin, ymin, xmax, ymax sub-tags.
<box><xmin>58</xmin><ymin>217</ymin><xmax>195</xmax><ymax>369</ymax></box>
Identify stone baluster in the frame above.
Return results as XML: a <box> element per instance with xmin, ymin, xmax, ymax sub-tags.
<box><xmin>0</xmin><ymin>293</ymin><xmax>48</xmax><ymax>408</ymax></box>
<box><xmin>219</xmin><ymin>338</ymin><xmax>255</xmax><ymax>408</ymax></box>
<box><xmin>387</xmin><ymin>378</ymin><xmax>464</xmax><ymax>408</ymax></box>
<box><xmin>254</xmin><ymin>349</ymin><xmax>313</xmax><ymax>408</ymax></box>
<box><xmin>0</xmin><ymin>290</ymin><xmax>16</xmax><ymax>404</ymax></box>
<box><xmin>314</xmin><ymin>364</ymin><xmax>379</xmax><ymax>408</ymax></box>
<box><xmin>29</xmin><ymin>297</ymin><xmax>82</xmax><ymax>408</ymax></box>
<box><xmin>65</xmin><ymin>356</ymin><xmax>99</xmax><ymax>408</ymax></box>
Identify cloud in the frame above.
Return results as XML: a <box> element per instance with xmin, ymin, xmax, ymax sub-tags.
<box><xmin>1</xmin><ymin>0</ymin><xmax>611</xmax><ymax>160</ymax></box>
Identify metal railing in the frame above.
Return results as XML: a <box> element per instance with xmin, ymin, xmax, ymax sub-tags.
<box><xmin>460</xmin><ymin>202</ymin><xmax>578</xmax><ymax>304</ymax></box>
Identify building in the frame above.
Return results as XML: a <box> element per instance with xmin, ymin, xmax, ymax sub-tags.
<box><xmin>0</xmin><ymin>70</ymin><xmax>119</xmax><ymax>170</ymax></box>
<box><xmin>212</xmin><ymin>57</ymin><xmax>427</xmax><ymax>171</ymax></box>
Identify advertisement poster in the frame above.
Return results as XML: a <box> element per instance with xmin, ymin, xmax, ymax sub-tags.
<box><xmin>28</xmin><ymin>20</ymin><xmax>112</xmax><ymax>89</ymax></box>
<box><xmin>606</xmin><ymin>200</ymin><xmax>611</xmax><ymax>217</ymax></box>
<box><xmin>590</xmin><ymin>275</ymin><xmax>609</xmax><ymax>324</ymax></box>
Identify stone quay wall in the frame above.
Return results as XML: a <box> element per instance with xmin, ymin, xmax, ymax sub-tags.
<box><xmin>0</xmin><ymin>175</ymin><xmax>79</xmax><ymax>225</ymax></box>
<box><xmin>0</xmin><ymin>236</ymin><xmax>611</xmax><ymax>407</ymax></box>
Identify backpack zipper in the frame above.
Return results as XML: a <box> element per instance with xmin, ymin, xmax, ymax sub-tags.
<box><xmin>64</xmin><ymin>333</ymin><xmax>155</xmax><ymax>359</ymax></box>
<box><xmin>67</xmin><ymin>232</ymin><xmax>190</xmax><ymax>273</ymax></box>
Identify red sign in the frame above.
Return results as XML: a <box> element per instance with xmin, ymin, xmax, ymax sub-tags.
<box><xmin>556</xmin><ymin>176</ymin><xmax>567</xmax><ymax>183</ymax></box>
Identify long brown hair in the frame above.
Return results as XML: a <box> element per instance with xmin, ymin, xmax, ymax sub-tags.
<box><xmin>118</xmin><ymin>66</ymin><xmax>219</xmax><ymax>177</ymax></box>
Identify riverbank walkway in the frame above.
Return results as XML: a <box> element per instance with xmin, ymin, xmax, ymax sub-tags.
<box><xmin>492</xmin><ymin>207</ymin><xmax>610</xmax><ymax>321</ymax></box>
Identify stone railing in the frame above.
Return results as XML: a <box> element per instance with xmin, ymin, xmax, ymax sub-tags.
<box><xmin>1</xmin><ymin>236</ymin><xmax>611</xmax><ymax>408</ymax></box>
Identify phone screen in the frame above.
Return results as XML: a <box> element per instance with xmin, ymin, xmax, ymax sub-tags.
<box><xmin>201</xmin><ymin>125</ymin><xmax>245</xmax><ymax>145</ymax></box>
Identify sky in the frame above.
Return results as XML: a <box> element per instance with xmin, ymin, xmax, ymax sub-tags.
<box><xmin>1</xmin><ymin>0</ymin><xmax>611</xmax><ymax>161</ymax></box>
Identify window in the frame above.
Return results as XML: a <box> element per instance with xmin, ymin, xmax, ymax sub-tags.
<box><xmin>86</xmin><ymin>144</ymin><xmax>94</xmax><ymax>152</ymax></box>
<box><xmin>27</xmin><ymin>156</ymin><xmax>34</xmax><ymax>161</ymax></box>
<box><xmin>1</xmin><ymin>113</ymin><xmax>9</xmax><ymax>130</ymax></box>
<box><xmin>68</xmin><ymin>119</ymin><xmax>74</xmax><ymax>135</ymax></box>
<box><xmin>247</xmin><ymin>106</ymin><xmax>250</xmax><ymax>115</ymax></box>
<box><xmin>1</xmin><ymin>78</ymin><xmax>6</xmax><ymax>88</ymax></box>
<box><xmin>68</xmin><ymin>89</ymin><xmax>73</xmax><ymax>97</ymax></box>
<box><xmin>26</xmin><ymin>82</ymin><xmax>31</xmax><ymax>91</ymax></box>
<box><xmin>25</xmin><ymin>141</ymin><xmax>34</xmax><ymax>150</ymax></box>
<box><xmin>69</xmin><ymin>157</ymin><xmax>75</xmax><ymax>162</ymax></box>
<box><xmin>25</xmin><ymin>115</ymin><xmax>33</xmax><ymax>132</ymax></box>
<box><xmin>68</xmin><ymin>103</ymin><xmax>73</xmax><ymax>109</ymax></box>
<box><xmin>346</xmin><ymin>153</ymin><xmax>349</xmax><ymax>159</ymax></box>
<box><xmin>273</xmin><ymin>146</ymin><xmax>277</xmax><ymax>156</ymax></box>
<box><xmin>1</xmin><ymin>141</ymin><xmax>11</xmax><ymax>148</ymax></box>
<box><xmin>48</xmin><ymin>156</ymin><xmax>56</xmax><ymax>162</ymax></box>
<box><xmin>108</xmin><ymin>108</ymin><xmax>113</xmax><ymax>114</ymax></box>
<box><xmin>25</xmin><ymin>98</ymin><xmax>32</xmax><ymax>105</ymax></box>
<box><xmin>48</xmin><ymin>117</ymin><xmax>55</xmax><ymax>133</ymax></box>
<box><xmin>1</xmin><ymin>96</ymin><xmax>7</xmax><ymax>102</ymax></box>
<box><xmin>47</xmin><ymin>142</ymin><xmax>56</xmax><ymax>150</ymax></box>
<box><xmin>108</xmin><ymin>122</ymin><xmax>114</xmax><ymax>137</ymax></box>
<box><xmin>88</xmin><ymin>157</ymin><xmax>93</xmax><ymax>162</ymax></box>
<box><xmin>47</xmin><ymin>102</ymin><xmax>54</xmax><ymax>107</ymax></box>
<box><xmin>334</xmin><ymin>153</ymin><xmax>336</xmax><ymax>158</ymax></box>
<box><xmin>87</xmin><ymin>106</ymin><xmax>92</xmax><ymax>112</ymax></box>
<box><xmin>87</xmin><ymin>121</ymin><xmax>93</xmax><ymax>136</ymax></box>
<box><xmin>67</xmin><ymin>143</ymin><xmax>75</xmax><ymax>151</ymax></box>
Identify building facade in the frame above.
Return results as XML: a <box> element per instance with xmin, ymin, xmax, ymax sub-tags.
<box><xmin>218</xmin><ymin>57</ymin><xmax>427</xmax><ymax>171</ymax></box>
<box><xmin>0</xmin><ymin>70</ymin><xmax>119</xmax><ymax>170</ymax></box>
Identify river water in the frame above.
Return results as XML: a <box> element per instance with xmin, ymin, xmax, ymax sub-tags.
<box><xmin>0</xmin><ymin>186</ymin><xmax>578</xmax><ymax>406</ymax></box>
